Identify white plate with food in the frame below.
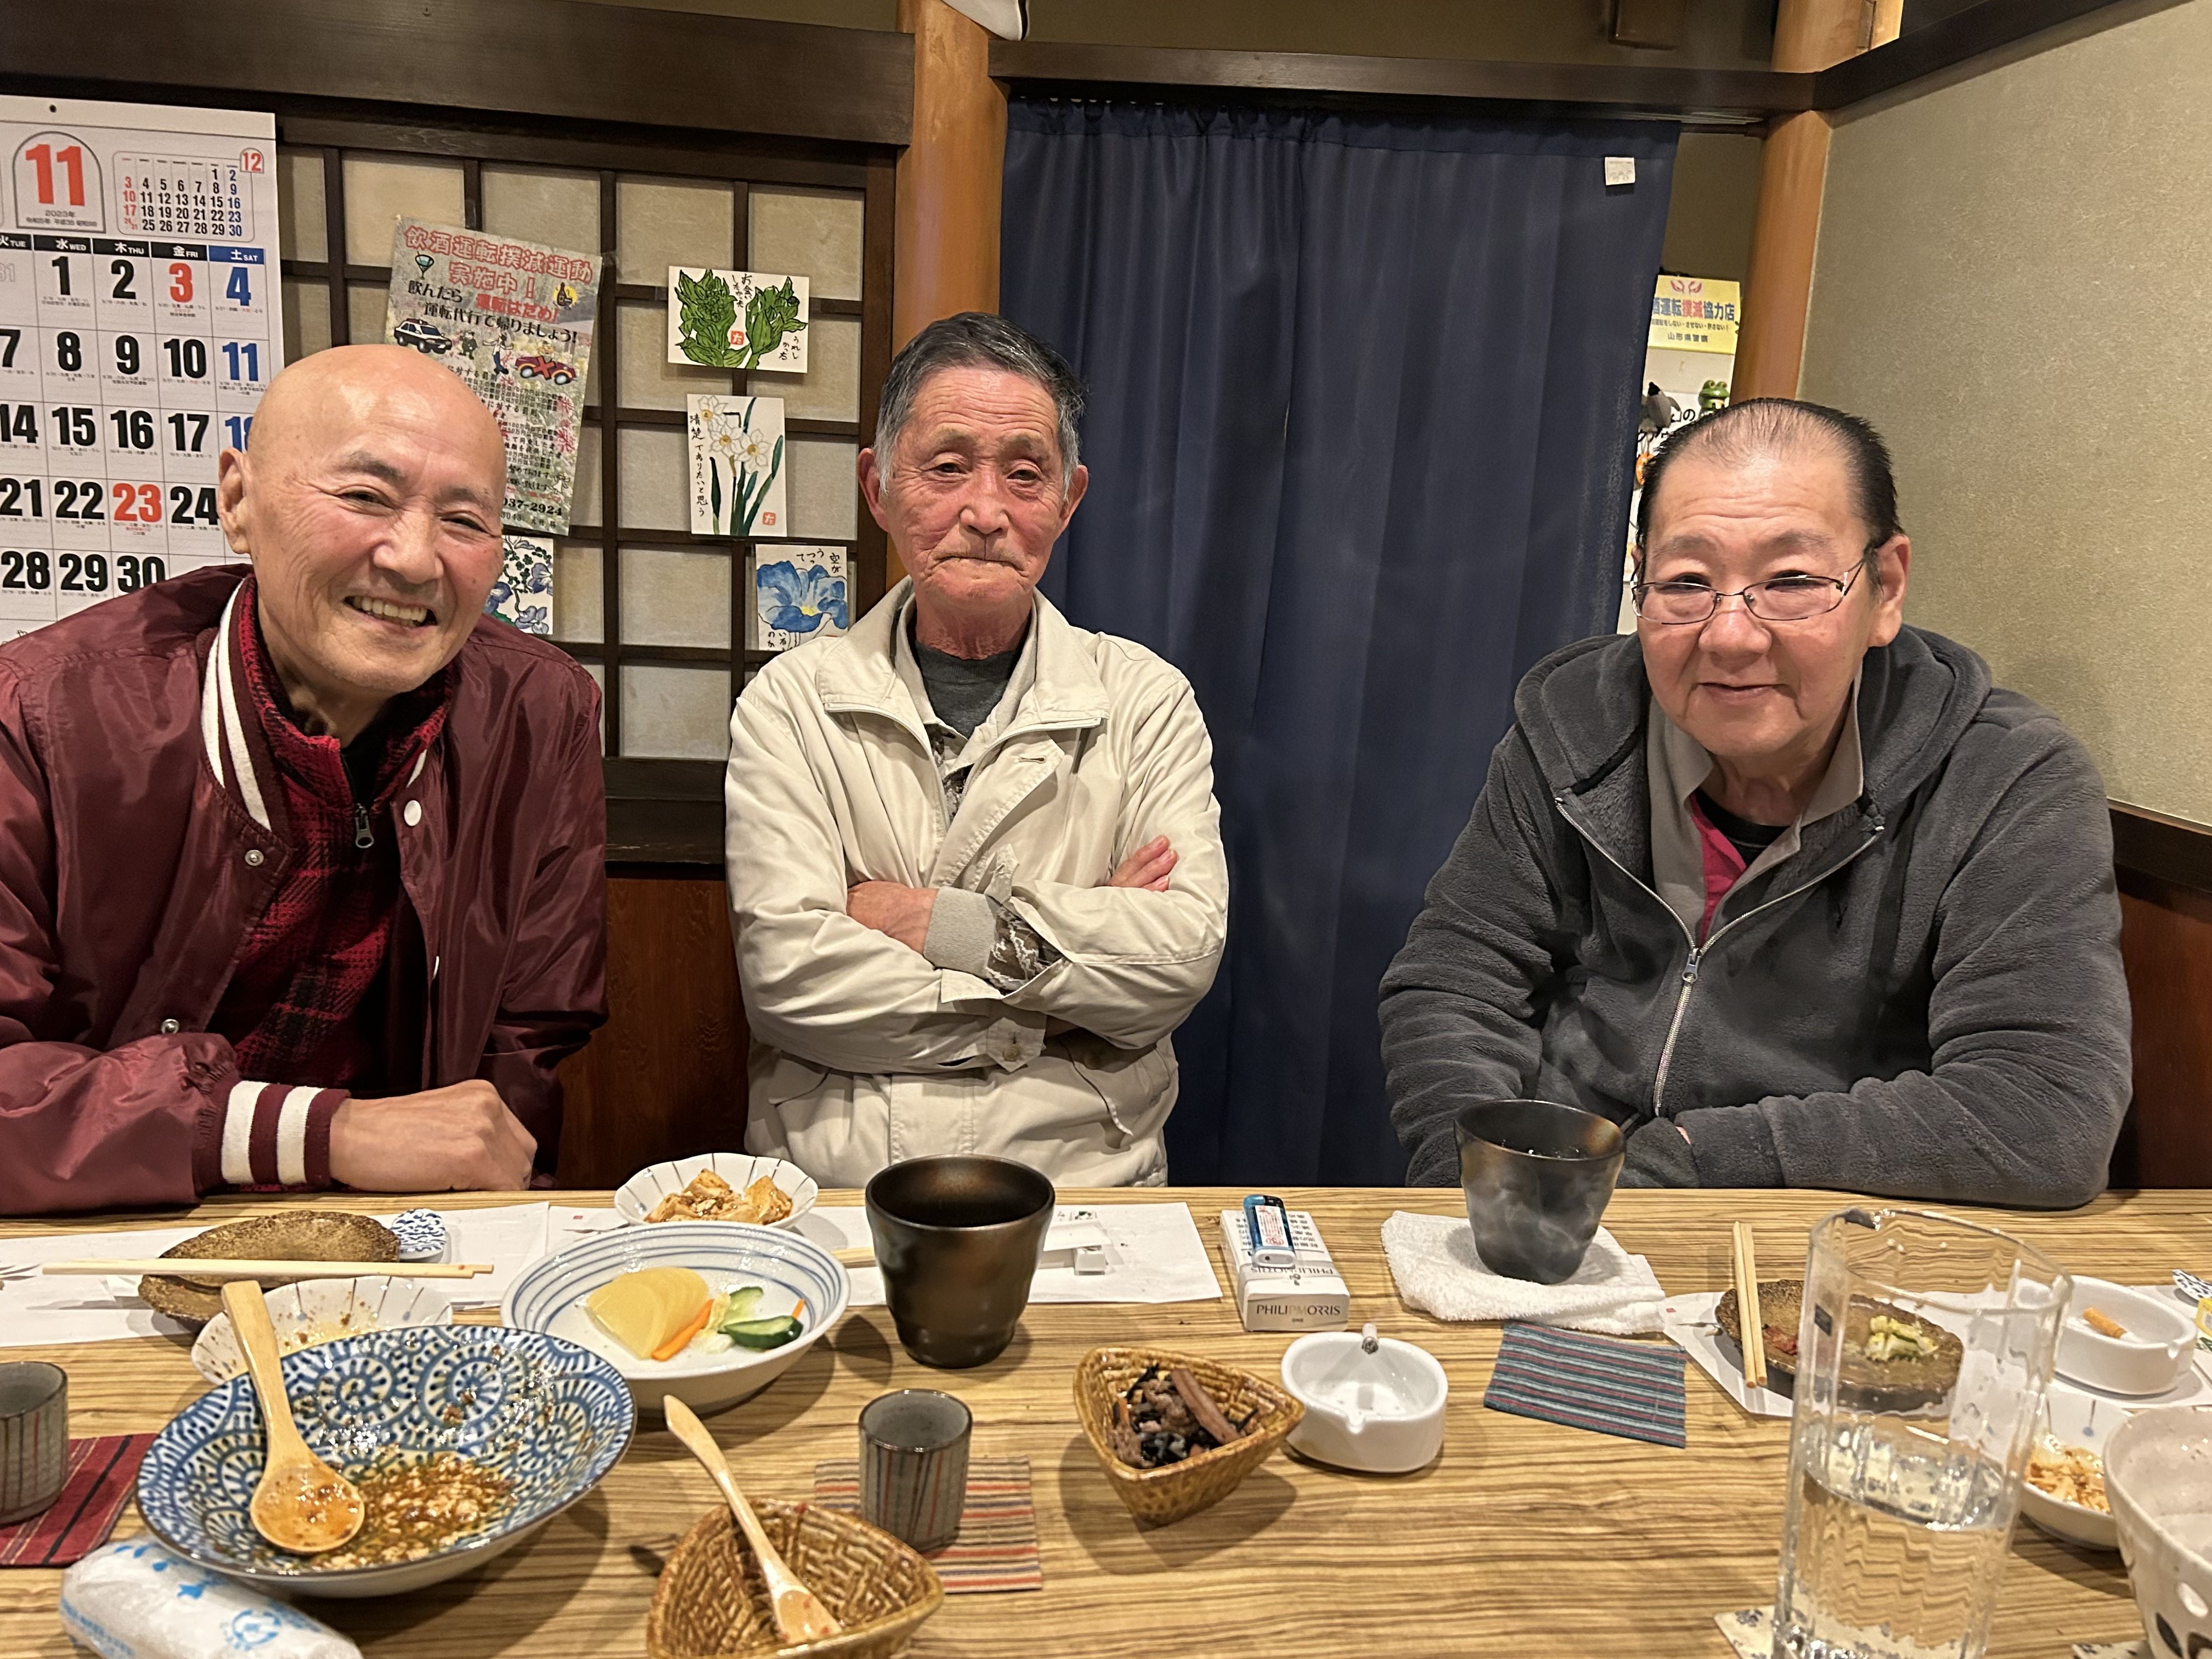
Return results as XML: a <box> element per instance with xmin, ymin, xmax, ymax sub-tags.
<box><xmin>503</xmin><ymin>1221</ymin><xmax>847</xmax><ymax>1416</ymax></box>
<box><xmin>189</xmin><ymin>1276</ymin><xmax>456</xmax><ymax>1384</ymax></box>
<box><xmin>612</xmin><ymin>1153</ymin><xmax>817</xmax><ymax>1231</ymax></box>
<box><xmin>2021</xmin><ymin>1381</ymin><xmax>2133</xmax><ymax>1549</ymax></box>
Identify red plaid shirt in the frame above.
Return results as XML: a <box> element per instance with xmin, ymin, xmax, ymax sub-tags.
<box><xmin>209</xmin><ymin>583</ymin><xmax>452</xmax><ymax>1099</ymax></box>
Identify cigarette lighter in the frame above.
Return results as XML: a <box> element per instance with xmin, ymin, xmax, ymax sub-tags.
<box><xmin>1243</xmin><ymin>1193</ymin><xmax>1296</xmax><ymax>1268</ymax></box>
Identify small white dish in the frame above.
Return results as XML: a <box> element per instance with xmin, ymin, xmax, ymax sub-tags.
<box><xmin>2020</xmin><ymin>1382</ymin><xmax>2129</xmax><ymax>1550</ymax></box>
<box><xmin>1280</xmin><ymin>1324</ymin><xmax>1448</xmax><ymax>1475</ymax></box>
<box><xmin>189</xmin><ymin>1276</ymin><xmax>455</xmax><ymax>1384</ymax></box>
<box><xmin>503</xmin><ymin>1221</ymin><xmax>847</xmax><ymax>1417</ymax></box>
<box><xmin>612</xmin><ymin>1153</ymin><xmax>818</xmax><ymax>1231</ymax></box>
<box><xmin>379</xmin><ymin>1207</ymin><xmax>447</xmax><ymax>1262</ymax></box>
<box><xmin>2056</xmin><ymin>1279</ymin><xmax>2197</xmax><ymax>1398</ymax></box>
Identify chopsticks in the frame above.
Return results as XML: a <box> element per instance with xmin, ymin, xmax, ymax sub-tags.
<box><xmin>39</xmin><ymin>1259</ymin><xmax>493</xmax><ymax>1282</ymax></box>
<box><xmin>832</xmin><ymin>1246</ymin><xmax>874</xmax><ymax>1268</ymax></box>
<box><xmin>1730</xmin><ymin>1221</ymin><xmax>1768</xmax><ymax>1392</ymax></box>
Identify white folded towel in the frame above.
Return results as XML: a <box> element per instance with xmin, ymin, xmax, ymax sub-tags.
<box><xmin>1381</xmin><ymin>1210</ymin><xmax>1666</xmax><ymax>1336</ymax></box>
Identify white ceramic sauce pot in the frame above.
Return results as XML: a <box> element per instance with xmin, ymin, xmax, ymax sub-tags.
<box><xmin>1280</xmin><ymin>1324</ymin><xmax>1448</xmax><ymax>1475</ymax></box>
<box><xmin>2056</xmin><ymin>1279</ymin><xmax>2197</xmax><ymax>1398</ymax></box>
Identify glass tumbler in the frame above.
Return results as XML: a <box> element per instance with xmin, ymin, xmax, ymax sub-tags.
<box><xmin>1772</xmin><ymin>1208</ymin><xmax>2070</xmax><ymax>1659</ymax></box>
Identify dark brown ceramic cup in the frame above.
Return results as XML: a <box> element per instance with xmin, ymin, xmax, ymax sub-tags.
<box><xmin>865</xmin><ymin>1155</ymin><xmax>1055</xmax><ymax>1369</ymax></box>
<box><xmin>1454</xmin><ymin>1099</ymin><xmax>1627</xmax><ymax>1285</ymax></box>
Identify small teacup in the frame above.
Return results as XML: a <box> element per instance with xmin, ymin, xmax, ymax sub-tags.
<box><xmin>1454</xmin><ymin>1099</ymin><xmax>1626</xmax><ymax>1284</ymax></box>
<box><xmin>0</xmin><ymin>1362</ymin><xmax>66</xmax><ymax>1525</ymax></box>
<box><xmin>859</xmin><ymin>1390</ymin><xmax>970</xmax><ymax>1552</ymax></box>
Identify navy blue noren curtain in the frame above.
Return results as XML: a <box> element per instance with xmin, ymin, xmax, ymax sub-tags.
<box><xmin>1002</xmin><ymin>103</ymin><xmax>1676</xmax><ymax>1185</ymax></box>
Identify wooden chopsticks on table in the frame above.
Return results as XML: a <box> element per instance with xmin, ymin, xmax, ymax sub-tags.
<box><xmin>37</xmin><ymin>1259</ymin><xmax>493</xmax><ymax>1281</ymax></box>
<box><xmin>1730</xmin><ymin>1221</ymin><xmax>1768</xmax><ymax>1391</ymax></box>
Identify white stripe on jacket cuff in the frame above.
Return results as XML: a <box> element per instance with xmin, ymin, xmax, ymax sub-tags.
<box><xmin>274</xmin><ymin>1087</ymin><xmax>317</xmax><ymax>1187</ymax></box>
<box><xmin>220</xmin><ymin>1081</ymin><xmax>262</xmax><ymax>1186</ymax></box>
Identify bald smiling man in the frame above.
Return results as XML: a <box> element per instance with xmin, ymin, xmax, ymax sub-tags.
<box><xmin>0</xmin><ymin>345</ymin><xmax>606</xmax><ymax>1214</ymax></box>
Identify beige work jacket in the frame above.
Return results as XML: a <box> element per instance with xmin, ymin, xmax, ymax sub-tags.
<box><xmin>724</xmin><ymin>581</ymin><xmax>1227</xmax><ymax>1187</ymax></box>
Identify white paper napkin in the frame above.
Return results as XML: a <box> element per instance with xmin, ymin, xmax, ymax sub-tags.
<box><xmin>0</xmin><ymin>1224</ymin><xmax>206</xmax><ymax>1348</ymax></box>
<box><xmin>431</xmin><ymin>1202</ymin><xmax>550</xmax><ymax>1310</ymax></box>
<box><xmin>1381</xmin><ymin>1210</ymin><xmax>1665</xmax><ymax>1335</ymax></box>
<box><xmin>794</xmin><ymin>1203</ymin><xmax>1222</xmax><ymax>1308</ymax></box>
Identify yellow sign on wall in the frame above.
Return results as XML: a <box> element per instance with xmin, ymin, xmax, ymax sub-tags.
<box><xmin>1649</xmin><ymin>275</ymin><xmax>1740</xmax><ymax>353</ymax></box>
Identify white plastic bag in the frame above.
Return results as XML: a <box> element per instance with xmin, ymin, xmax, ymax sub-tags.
<box><xmin>60</xmin><ymin>1540</ymin><xmax>361</xmax><ymax>1658</ymax></box>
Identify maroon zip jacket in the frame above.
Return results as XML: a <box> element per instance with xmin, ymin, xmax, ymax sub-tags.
<box><xmin>0</xmin><ymin>565</ymin><xmax>607</xmax><ymax>1215</ymax></box>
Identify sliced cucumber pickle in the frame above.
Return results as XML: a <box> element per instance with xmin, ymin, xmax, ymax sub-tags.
<box><xmin>721</xmin><ymin>1314</ymin><xmax>803</xmax><ymax>1350</ymax></box>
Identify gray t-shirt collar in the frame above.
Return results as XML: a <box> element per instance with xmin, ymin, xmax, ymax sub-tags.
<box><xmin>1647</xmin><ymin>668</ymin><xmax>1866</xmax><ymax>936</ymax></box>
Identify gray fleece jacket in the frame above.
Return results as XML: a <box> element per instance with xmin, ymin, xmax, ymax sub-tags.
<box><xmin>1380</xmin><ymin>625</ymin><xmax>2131</xmax><ymax>1207</ymax></box>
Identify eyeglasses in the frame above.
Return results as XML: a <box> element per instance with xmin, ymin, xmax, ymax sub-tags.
<box><xmin>1629</xmin><ymin>561</ymin><xmax>1867</xmax><ymax>626</ymax></box>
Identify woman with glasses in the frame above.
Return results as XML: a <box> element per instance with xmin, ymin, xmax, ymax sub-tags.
<box><xmin>1381</xmin><ymin>398</ymin><xmax>2129</xmax><ymax>1207</ymax></box>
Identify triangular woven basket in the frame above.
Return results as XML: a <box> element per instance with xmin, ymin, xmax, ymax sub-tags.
<box><xmin>646</xmin><ymin>1501</ymin><xmax>944</xmax><ymax>1658</ymax></box>
<box><xmin>1074</xmin><ymin>1345</ymin><xmax>1304</xmax><ymax>1526</ymax></box>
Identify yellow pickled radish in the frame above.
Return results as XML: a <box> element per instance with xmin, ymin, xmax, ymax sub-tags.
<box><xmin>584</xmin><ymin>1267</ymin><xmax>713</xmax><ymax>1361</ymax></box>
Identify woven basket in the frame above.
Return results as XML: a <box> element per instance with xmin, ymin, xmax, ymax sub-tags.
<box><xmin>1074</xmin><ymin>1345</ymin><xmax>1304</xmax><ymax>1527</ymax></box>
<box><xmin>646</xmin><ymin>1502</ymin><xmax>944</xmax><ymax>1659</ymax></box>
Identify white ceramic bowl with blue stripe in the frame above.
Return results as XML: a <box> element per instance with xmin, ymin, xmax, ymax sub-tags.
<box><xmin>504</xmin><ymin>1222</ymin><xmax>849</xmax><ymax>1417</ymax></box>
<box><xmin>137</xmin><ymin>1325</ymin><xmax>632</xmax><ymax>1598</ymax></box>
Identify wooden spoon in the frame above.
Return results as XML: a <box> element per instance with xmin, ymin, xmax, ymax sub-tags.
<box><xmin>662</xmin><ymin>1395</ymin><xmax>842</xmax><ymax>1644</ymax></box>
<box><xmin>220</xmin><ymin>1280</ymin><xmax>365</xmax><ymax>1555</ymax></box>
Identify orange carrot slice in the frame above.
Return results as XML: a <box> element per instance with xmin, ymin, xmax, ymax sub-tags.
<box><xmin>651</xmin><ymin>1299</ymin><xmax>715</xmax><ymax>1361</ymax></box>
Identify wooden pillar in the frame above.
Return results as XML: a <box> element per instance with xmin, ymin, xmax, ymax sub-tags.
<box><xmin>894</xmin><ymin>0</ymin><xmax>1005</xmax><ymax>347</ymax></box>
<box><xmin>1733</xmin><ymin>0</ymin><xmax>1898</xmax><ymax>399</ymax></box>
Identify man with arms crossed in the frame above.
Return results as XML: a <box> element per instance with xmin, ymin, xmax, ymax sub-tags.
<box><xmin>727</xmin><ymin>313</ymin><xmax>1226</xmax><ymax>1185</ymax></box>
<box><xmin>1383</xmin><ymin>399</ymin><xmax>2129</xmax><ymax>1205</ymax></box>
<box><xmin>0</xmin><ymin>345</ymin><xmax>605</xmax><ymax>1214</ymax></box>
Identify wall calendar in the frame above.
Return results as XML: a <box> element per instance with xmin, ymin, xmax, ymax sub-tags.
<box><xmin>0</xmin><ymin>98</ymin><xmax>283</xmax><ymax>641</ymax></box>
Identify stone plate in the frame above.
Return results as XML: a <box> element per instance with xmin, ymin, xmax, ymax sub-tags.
<box><xmin>1715</xmin><ymin>1277</ymin><xmax>1963</xmax><ymax>1410</ymax></box>
<box><xmin>138</xmin><ymin>1210</ymin><xmax>399</xmax><ymax>1325</ymax></box>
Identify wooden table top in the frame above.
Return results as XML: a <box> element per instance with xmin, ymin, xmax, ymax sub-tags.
<box><xmin>0</xmin><ymin>1187</ymin><xmax>2200</xmax><ymax>1657</ymax></box>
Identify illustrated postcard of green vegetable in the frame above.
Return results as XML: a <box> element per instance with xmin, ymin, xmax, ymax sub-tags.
<box><xmin>687</xmin><ymin>394</ymin><xmax>788</xmax><ymax>538</ymax></box>
<box><xmin>667</xmin><ymin>267</ymin><xmax>811</xmax><ymax>373</ymax></box>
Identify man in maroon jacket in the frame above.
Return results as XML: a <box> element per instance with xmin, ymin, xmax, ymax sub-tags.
<box><xmin>0</xmin><ymin>345</ymin><xmax>606</xmax><ymax>1214</ymax></box>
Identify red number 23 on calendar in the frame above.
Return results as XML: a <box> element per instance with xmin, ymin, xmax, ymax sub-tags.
<box><xmin>110</xmin><ymin>483</ymin><xmax>162</xmax><ymax>522</ymax></box>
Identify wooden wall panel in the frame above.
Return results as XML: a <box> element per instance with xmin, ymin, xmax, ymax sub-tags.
<box><xmin>555</xmin><ymin>872</ymin><xmax>749</xmax><ymax>1189</ymax></box>
<box><xmin>2117</xmin><ymin>870</ymin><xmax>2212</xmax><ymax>1190</ymax></box>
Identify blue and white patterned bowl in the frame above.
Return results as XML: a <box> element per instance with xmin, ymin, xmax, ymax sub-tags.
<box><xmin>138</xmin><ymin>1325</ymin><xmax>633</xmax><ymax>1598</ymax></box>
<box><xmin>504</xmin><ymin>1221</ymin><xmax>848</xmax><ymax>1417</ymax></box>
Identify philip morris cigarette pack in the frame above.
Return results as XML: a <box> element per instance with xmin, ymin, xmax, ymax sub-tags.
<box><xmin>1216</xmin><ymin>1208</ymin><xmax>1348</xmax><ymax>1332</ymax></box>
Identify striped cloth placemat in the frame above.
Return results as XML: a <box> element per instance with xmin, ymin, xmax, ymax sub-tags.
<box><xmin>0</xmin><ymin>1435</ymin><xmax>154</xmax><ymax>1567</ymax></box>
<box><xmin>814</xmin><ymin>1455</ymin><xmax>1041</xmax><ymax>1593</ymax></box>
<box><xmin>1483</xmin><ymin>1321</ymin><xmax>1687</xmax><ymax>1448</ymax></box>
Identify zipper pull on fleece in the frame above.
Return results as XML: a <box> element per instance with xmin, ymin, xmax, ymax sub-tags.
<box><xmin>353</xmin><ymin>802</ymin><xmax>373</xmax><ymax>849</ymax></box>
<box><xmin>1680</xmin><ymin>947</ymin><xmax>1702</xmax><ymax>986</ymax></box>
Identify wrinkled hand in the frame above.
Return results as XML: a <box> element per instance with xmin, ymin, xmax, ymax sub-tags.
<box><xmin>1108</xmin><ymin>836</ymin><xmax>1177</xmax><ymax>893</ymax></box>
<box><xmin>847</xmin><ymin>880</ymin><xmax>936</xmax><ymax>953</ymax></box>
<box><xmin>328</xmin><ymin>1082</ymin><xmax>538</xmax><ymax>1192</ymax></box>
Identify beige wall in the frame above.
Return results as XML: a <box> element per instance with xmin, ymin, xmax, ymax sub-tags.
<box><xmin>1800</xmin><ymin>0</ymin><xmax>2212</xmax><ymax>826</ymax></box>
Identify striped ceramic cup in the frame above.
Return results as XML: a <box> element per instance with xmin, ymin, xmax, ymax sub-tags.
<box><xmin>0</xmin><ymin>1362</ymin><xmax>66</xmax><ymax>1525</ymax></box>
<box><xmin>858</xmin><ymin>1390</ymin><xmax>970</xmax><ymax>1553</ymax></box>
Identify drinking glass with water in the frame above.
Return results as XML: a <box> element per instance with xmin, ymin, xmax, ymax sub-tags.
<box><xmin>1772</xmin><ymin>1209</ymin><xmax>2070</xmax><ymax>1659</ymax></box>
